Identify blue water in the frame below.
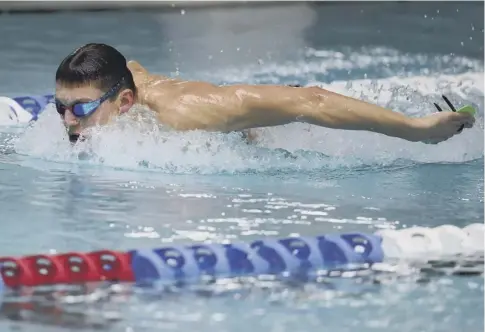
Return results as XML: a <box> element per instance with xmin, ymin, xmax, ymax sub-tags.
<box><xmin>0</xmin><ymin>2</ymin><xmax>483</xmax><ymax>331</ymax></box>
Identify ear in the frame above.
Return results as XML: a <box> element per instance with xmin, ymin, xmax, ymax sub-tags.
<box><xmin>118</xmin><ymin>89</ymin><xmax>135</xmax><ymax>114</ymax></box>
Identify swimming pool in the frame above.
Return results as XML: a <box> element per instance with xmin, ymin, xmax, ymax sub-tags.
<box><xmin>0</xmin><ymin>2</ymin><xmax>483</xmax><ymax>331</ymax></box>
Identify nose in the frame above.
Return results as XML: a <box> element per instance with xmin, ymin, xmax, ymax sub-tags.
<box><xmin>63</xmin><ymin>108</ymin><xmax>80</xmax><ymax>127</ymax></box>
<box><xmin>63</xmin><ymin>109</ymin><xmax>82</xmax><ymax>143</ymax></box>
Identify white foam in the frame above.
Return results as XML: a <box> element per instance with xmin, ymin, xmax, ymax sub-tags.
<box><xmin>321</xmin><ymin>72</ymin><xmax>484</xmax><ymax>109</ymax></box>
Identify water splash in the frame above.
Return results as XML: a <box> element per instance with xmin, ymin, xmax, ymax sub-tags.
<box><xmin>9</xmin><ymin>51</ymin><xmax>484</xmax><ymax>175</ymax></box>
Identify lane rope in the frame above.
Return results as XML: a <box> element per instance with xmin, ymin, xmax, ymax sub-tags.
<box><xmin>0</xmin><ymin>224</ymin><xmax>482</xmax><ymax>291</ymax></box>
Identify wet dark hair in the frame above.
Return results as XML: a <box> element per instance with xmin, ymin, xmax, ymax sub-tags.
<box><xmin>55</xmin><ymin>43</ymin><xmax>137</xmax><ymax>100</ymax></box>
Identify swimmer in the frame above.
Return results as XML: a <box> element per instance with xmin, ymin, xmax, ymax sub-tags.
<box><xmin>54</xmin><ymin>43</ymin><xmax>475</xmax><ymax>144</ymax></box>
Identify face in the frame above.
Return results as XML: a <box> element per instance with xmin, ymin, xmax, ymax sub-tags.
<box><xmin>55</xmin><ymin>82</ymin><xmax>135</xmax><ymax>142</ymax></box>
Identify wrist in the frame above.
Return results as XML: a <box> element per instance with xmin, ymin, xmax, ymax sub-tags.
<box><xmin>402</xmin><ymin>117</ymin><xmax>425</xmax><ymax>142</ymax></box>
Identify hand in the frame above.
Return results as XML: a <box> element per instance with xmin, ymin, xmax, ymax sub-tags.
<box><xmin>412</xmin><ymin>111</ymin><xmax>475</xmax><ymax>144</ymax></box>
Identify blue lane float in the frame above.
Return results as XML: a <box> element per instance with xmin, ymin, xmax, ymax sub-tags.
<box><xmin>129</xmin><ymin>233</ymin><xmax>384</xmax><ymax>285</ymax></box>
<box><xmin>0</xmin><ymin>94</ymin><xmax>52</xmax><ymax>124</ymax></box>
<box><xmin>12</xmin><ymin>94</ymin><xmax>53</xmax><ymax>121</ymax></box>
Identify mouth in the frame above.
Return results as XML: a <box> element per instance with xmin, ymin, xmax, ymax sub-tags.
<box><xmin>69</xmin><ymin>134</ymin><xmax>80</xmax><ymax>143</ymax></box>
<box><xmin>69</xmin><ymin>134</ymin><xmax>86</xmax><ymax>144</ymax></box>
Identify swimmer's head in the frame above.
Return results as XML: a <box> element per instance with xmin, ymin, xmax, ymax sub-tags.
<box><xmin>55</xmin><ymin>43</ymin><xmax>137</xmax><ymax>142</ymax></box>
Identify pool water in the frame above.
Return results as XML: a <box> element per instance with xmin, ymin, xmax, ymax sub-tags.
<box><xmin>0</xmin><ymin>2</ymin><xmax>483</xmax><ymax>331</ymax></box>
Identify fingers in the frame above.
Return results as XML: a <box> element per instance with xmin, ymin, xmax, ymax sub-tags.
<box><xmin>452</xmin><ymin>121</ymin><xmax>465</xmax><ymax>133</ymax></box>
<box><xmin>450</xmin><ymin>112</ymin><xmax>475</xmax><ymax>129</ymax></box>
<box><xmin>463</xmin><ymin>116</ymin><xmax>475</xmax><ymax>128</ymax></box>
<box><xmin>449</xmin><ymin>111</ymin><xmax>473</xmax><ymax>121</ymax></box>
<box><xmin>435</xmin><ymin>96</ymin><xmax>477</xmax><ymax>130</ymax></box>
<box><xmin>421</xmin><ymin>107</ymin><xmax>476</xmax><ymax>144</ymax></box>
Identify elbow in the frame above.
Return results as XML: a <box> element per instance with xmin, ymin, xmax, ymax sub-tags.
<box><xmin>283</xmin><ymin>86</ymin><xmax>334</xmax><ymax>126</ymax></box>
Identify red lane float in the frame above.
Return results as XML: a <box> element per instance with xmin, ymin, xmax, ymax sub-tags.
<box><xmin>0</xmin><ymin>250</ymin><xmax>134</xmax><ymax>288</ymax></box>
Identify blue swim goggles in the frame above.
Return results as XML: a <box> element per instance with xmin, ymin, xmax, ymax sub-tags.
<box><xmin>55</xmin><ymin>78</ymin><xmax>124</xmax><ymax>118</ymax></box>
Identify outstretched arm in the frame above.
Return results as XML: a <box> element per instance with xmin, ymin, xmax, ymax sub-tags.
<box><xmin>226</xmin><ymin>84</ymin><xmax>418</xmax><ymax>139</ymax></box>
<box><xmin>145</xmin><ymin>80</ymin><xmax>474</xmax><ymax>143</ymax></box>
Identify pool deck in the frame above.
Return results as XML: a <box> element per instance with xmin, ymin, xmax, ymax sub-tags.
<box><xmin>0</xmin><ymin>1</ymin><xmax>482</xmax><ymax>59</ymax></box>
<box><xmin>0</xmin><ymin>1</ymin><xmax>287</xmax><ymax>13</ymax></box>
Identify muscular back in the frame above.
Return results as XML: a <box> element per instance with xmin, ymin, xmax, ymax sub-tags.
<box><xmin>127</xmin><ymin>60</ymin><xmax>259</xmax><ymax>140</ymax></box>
<box><xmin>129</xmin><ymin>61</ymin><xmax>240</xmax><ymax>130</ymax></box>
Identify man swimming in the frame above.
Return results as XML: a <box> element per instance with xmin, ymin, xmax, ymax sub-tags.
<box><xmin>55</xmin><ymin>43</ymin><xmax>475</xmax><ymax>144</ymax></box>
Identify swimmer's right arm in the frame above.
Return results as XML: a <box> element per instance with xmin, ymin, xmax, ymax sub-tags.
<box><xmin>217</xmin><ymin>84</ymin><xmax>474</xmax><ymax>143</ymax></box>
<box><xmin>130</xmin><ymin>60</ymin><xmax>414</xmax><ymax>138</ymax></box>
<box><xmin>145</xmin><ymin>80</ymin><xmax>474</xmax><ymax>143</ymax></box>
<box><xmin>234</xmin><ymin>85</ymin><xmax>419</xmax><ymax>139</ymax></box>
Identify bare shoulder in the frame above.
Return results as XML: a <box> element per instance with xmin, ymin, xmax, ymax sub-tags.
<box><xmin>145</xmin><ymin>80</ymin><xmax>308</xmax><ymax>117</ymax></box>
<box><xmin>144</xmin><ymin>80</ymin><xmax>225</xmax><ymax>116</ymax></box>
<box><xmin>127</xmin><ymin>60</ymin><xmax>149</xmax><ymax>76</ymax></box>
<box><xmin>139</xmin><ymin>79</ymin><xmax>251</xmax><ymax>131</ymax></box>
<box><xmin>147</xmin><ymin>79</ymin><xmax>224</xmax><ymax>104</ymax></box>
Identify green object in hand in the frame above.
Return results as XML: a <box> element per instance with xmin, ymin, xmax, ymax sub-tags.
<box><xmin>434</xmin><ymin>96</ymin><xmax>477</xmax><ymax>117</ymax></box>
<box><xmin>456</xmin><ymin>105</ymin><xmax>477</xmax><ymax>117</ymax></box>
